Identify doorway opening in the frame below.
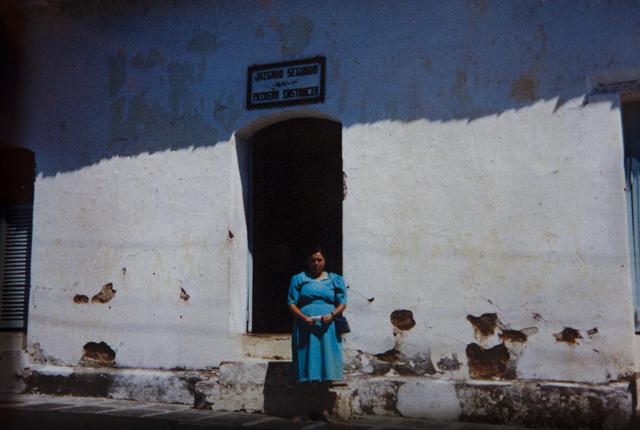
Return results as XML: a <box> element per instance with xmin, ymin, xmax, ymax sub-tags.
<box><xmin>249</xmin><ymin>118</ymin><xmax>342</xmax><ymax>333</ymax></box>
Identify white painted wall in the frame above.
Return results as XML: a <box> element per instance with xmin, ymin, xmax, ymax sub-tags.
<box><xmin>5</xmin><ymin>0</ymin><xmax>640</xmax><ymax>383</ymax></box>
<box><xmin>343</xmin><ymin>94</ymin><xmax>636</xmax><ymax>383</ymax></box>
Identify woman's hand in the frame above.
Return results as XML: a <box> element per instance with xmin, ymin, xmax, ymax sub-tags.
<box><xmin>289</xmin><ymin>304</ymin><xmax>315</xmax><ymax>325</ymax></box>
<box><xmin>321</xmin><ymin>313</ymin><xmax>334</xmax><ymax>324</ymax></box>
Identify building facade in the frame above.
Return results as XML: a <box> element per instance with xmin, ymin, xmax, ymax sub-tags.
<box><xmin>1</xmin><ymin>0</ymin><xmax>640</xmax><ymax>427</ymax></box>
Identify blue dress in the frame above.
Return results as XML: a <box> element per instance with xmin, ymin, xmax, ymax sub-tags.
<box><xmin>287</xmin><ymin>271</ymin><xmax>347</xmax><ymax>382</ymax></box>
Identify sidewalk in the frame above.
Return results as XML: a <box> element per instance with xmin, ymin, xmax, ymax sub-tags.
<box><xmin>0</xmin><ymin>393</ymin><xmax>531</xmax><ymax>430</ymax></box>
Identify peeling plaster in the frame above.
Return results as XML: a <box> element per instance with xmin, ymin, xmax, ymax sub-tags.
<box><xmin>79</xmin><ymin>341</ymin><xmax>116</xmax><ymax>367</ymax></box>
<box><xmin>466</xmin><ymin>343</ymin><xmax>513</xmax><ymax>379</ymax></box>
<box><xmin>91</xmin><ymin>283</ymin><xmax>116</xmax><ymax>303</ymax></box>
<box><xmin>554</xmin><ymin>327</ymin><xmax>583</xmax><ymax>344</ymax></box>
<box><xmin>73</xmin><ymin>294</ymin><xmax>89</xmax><ymax>303</ymax></box>
<box><xmin>390</xmin><ymin>309</ymin><xmax>416</xmax><ymax>331</ymax></box>
<box><xmin>467</xmin><ymin>313</ymin><xmax>498</xmax><ymax>341</ymax></box>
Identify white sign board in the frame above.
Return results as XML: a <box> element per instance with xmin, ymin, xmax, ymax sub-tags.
<box><xmin>247</xmin><ymin>57</ymin><xmax>325</xmax><ymax>109</ymax></box>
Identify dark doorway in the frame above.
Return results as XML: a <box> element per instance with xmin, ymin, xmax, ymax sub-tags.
<box><xmin>250</xmin><ymin>118</ymin><xmax>342</xmax><ymax>333</ymax></box>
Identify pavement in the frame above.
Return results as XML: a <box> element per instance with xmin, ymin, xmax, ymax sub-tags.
<box><xmin>0</xmin><ymin>393</ymin><xmax>533</xmax><ymax>430</ymax></box>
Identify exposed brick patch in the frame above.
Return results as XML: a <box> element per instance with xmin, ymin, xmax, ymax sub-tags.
<box><xmin>499</xmin><ymin>329</ymin><xmax>528</xmax><ymax>343</ymax></box>
<box><xmin>466</xmin><ymin>313</ymin><xmax>498</xmax><ymax>338</ymax></box>
<box><xmin>465</xmin><ymin>343</ymin><xmax>513</xmax><ymax>380</ymax></box>
<box><xmin>390</xmin><ymin>310</ymin><xmax>415</xmax><ymax>331</ymax></box>
<box><xmin>91</xmin><ymin>283</ymin><xmax>116</xmax><ymax>303</ymax></box>
<box><xmin>553</xmin><ymin>327</ymin><xmax>582</xmax><ymax>344</ymax></box>
<box><xmin>73</xmin><ymin>294</ymin><xmax>89</xmax><ymax>304</ymax></box>
<box><xmin>79</xmin><ymin>342</ymin><xmax>116</xmax><ymax>367</ymax></box>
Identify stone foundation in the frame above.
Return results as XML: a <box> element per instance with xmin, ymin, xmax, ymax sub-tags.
<box><xmin>16</xmin><ymin>362</ymin><xmax>635</xmax><ymax>429</ymax></box>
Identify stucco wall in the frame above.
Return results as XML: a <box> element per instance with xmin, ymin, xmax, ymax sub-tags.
<box><xmin>4</xmin><ymin>0</ymin><xmax>640</xmax><ymax>382</ymax></box>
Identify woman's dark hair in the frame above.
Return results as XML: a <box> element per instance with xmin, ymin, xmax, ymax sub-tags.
<box><xmin>304</xmin><ymin>245</ymin><xmax>326</xmax><ymax>259</ymax></box>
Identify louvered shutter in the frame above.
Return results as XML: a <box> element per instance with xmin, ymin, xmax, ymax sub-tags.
<box><xmin>0</xmin><ymin>205</ymin><xmax>33</xmax><ymax>329</ymax></box>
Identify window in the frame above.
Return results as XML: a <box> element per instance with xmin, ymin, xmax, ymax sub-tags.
<box><xmin>0</xmin><ymin>148</ymin><xmax>35</xmax><ymax>331</ymax></box>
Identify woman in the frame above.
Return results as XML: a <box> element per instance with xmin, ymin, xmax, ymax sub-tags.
<box><xmin>287</xmin><ymin>246</ymin><xmax>347</xmax><ymax>419</ymax></box>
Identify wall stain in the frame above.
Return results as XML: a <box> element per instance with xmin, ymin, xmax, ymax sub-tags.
<box><xmin>452</xmin><ymin>70</ymin><xmax>472</xmax><ymax>106</ymax></box>
<box><xmin>384</xmin><ymin>99</ymin><xmax>398</xmax><ymax>118</ymax></box>
<box><xmin>131</xmin><ymin>47</ymin><xmax>166</xmax><ymax>72</ymax></box>
<box><xmin>108</xmin><ymin>96</ymin><xmax>127</xmax><ymax>149</ymax></box>
<box><xmin>511</xmin><ymin>24</ymin><xmax>547</xmax><ymax>108</ymax></box>
<box><xmin>107</xmin><ymin>50</ymin><xmax>127</xmax><ymax>96</ymax></box>
<box><xmin>109</xmin><ymin>91</ymin><xmax>219</xmax><ymax>153</ymax></box>
<box><xmin>187</xmin><ymin>31</ymin><xmax>221</xmax><ymax>57</ymax></box>
<box><xmin>212</xmin><ymin>94</ymin><xmax>241</xmax><ymax>134</ymax></box>
<box><xmin>269</xmin><ymin>16</ymin><xmax>314</xmax><ymax>56</ymax></box>
<box><xmin>510</xmin><ymin>75</ymin><xmax>537</xmax><ymax>103</ymax></box>
<box><xmin>422</xmin><ymin>57</ymin><xmax>433</xmax><ymax>72</ymax></box>
<box><xmin>468</xmin><ymin>0</ymin><xmax>489</xmax><ymax>16</ymax></box>
<box><xmin>167</xmin><ymin>61</ymin><xmax>195</xmax><ymax>114</ymax></box>
<box><xmin>58</xmin><ymin>121</ymin><xmax>66</xmax><ymax>146</ymax></box>
<box><xmin>187</xmin><ymin>31</ymin><xmax>221</xmax><ymax>81</ymax></box>
<box><xmin>329</xmin><ymin>56</ymin><xmax>341</xmax><ymax>83</ymax></box>
<box><xmin>28</xmin><ymin>343</ymin><xmax>62</xmax><ymax>365</ymax></box>
<box><xmin>338</xmin><ymin>81</ymin><xmax>348</xmax><ymax>112</ymax></box>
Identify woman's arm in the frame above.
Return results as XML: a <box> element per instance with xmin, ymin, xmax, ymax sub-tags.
<box><xmin>289</xmin><ymin>304</ymin><xmax>315</xmax><ymax>325</ymax></box>
<box><xmin>321</xmin><ymin>304</ymin><xmax>346</xmax><ymax>324</ymax></box>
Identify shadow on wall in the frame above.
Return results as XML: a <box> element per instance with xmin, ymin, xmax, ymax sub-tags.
<box><xmin>1</xmin><ymin>0</ymin><xmax>639</xmax><ymax>176</ymax></box>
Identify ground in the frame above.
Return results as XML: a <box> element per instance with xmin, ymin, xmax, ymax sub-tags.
<box><xmin>0</xmin><ymin>393</ymin><xmax>553</xmax><ymax>430</ymax></box>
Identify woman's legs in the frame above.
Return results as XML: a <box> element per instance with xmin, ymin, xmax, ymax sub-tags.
<box><xmin>304</xmin><ymin>381</ymin><xmax>333</xmax><ymax>421</ymax></box>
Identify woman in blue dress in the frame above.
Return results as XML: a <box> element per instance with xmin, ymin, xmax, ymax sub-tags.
<box><xmin>287</xmin><ymin>246</ymin><xmax>347</xmax><ymax>419</ymax></box>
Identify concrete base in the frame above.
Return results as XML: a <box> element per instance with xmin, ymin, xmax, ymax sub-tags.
<box><xmin>19</xmin><ymin>362</ymin><xmax>635</xmax><ymax>429</ymax></box>
<box><xmin>346</xmin><ymin>376</ymin><xmax>633</xmax><ymax>429</ymax></box>
<box><xmin>191</xmin><ymin>362</ymin><xmax>634</xmax><ymax>428</ymax></box>
<box><xmin>22</xmin><ymin>365</ymin><xmax>210</xmax><ymax>404</ymax></box>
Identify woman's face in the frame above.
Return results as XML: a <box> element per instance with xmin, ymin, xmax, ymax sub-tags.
<box><xmin>307</xmin><ymin>252</ymin><xmax>325</xmax><ymax>275</ymax></box>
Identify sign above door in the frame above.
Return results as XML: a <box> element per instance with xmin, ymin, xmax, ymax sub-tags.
<box><xmin>247</xmin><ymin>57</ymin><xmax>325</xmax><ymax>110</ymax></box>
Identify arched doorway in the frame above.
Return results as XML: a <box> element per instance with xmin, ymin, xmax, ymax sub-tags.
<box><xmin>249</xmin><ymin>118</ymin><xmax>342</xmax><ymax>333</ymax></box>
